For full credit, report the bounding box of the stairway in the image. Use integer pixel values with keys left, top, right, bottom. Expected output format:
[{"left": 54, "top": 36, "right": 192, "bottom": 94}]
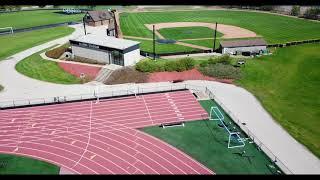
[{"left": 94, "top": 67, "right": 114, "bottom": 83}]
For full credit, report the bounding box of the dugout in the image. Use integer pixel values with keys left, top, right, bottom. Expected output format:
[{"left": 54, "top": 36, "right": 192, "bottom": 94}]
[
  {"left": 69, "top": 34, "right": 141, "bottom": 66},
  {"left": 219, "top": 39, "right": 267, "bottom": 55}
]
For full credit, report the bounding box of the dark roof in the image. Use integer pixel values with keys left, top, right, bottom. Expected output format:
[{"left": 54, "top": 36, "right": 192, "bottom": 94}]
[
  {"left": 86, "top": 11, "right": 113, "bottom": 21},
  {"left": 220, "top": 39, "right": 267, "bottom": 48}
]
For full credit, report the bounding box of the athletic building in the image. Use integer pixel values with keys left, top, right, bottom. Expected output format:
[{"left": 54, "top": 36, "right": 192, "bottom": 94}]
[
  {"left": 219, "top": 39, "right": 267, "bottom": 55},
  {"left": 69, "top": 34, "right": 140, "bottom": 66}
]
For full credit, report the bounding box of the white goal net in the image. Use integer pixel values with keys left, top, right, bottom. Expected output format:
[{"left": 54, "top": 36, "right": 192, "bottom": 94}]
[{"left": 0, "top": 27, "right": 13, "bottom": 35}]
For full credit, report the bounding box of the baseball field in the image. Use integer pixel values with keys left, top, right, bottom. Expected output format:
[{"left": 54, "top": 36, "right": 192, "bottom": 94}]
[{"left": 120, "top": 10, "right": 320, "bottom": 53}]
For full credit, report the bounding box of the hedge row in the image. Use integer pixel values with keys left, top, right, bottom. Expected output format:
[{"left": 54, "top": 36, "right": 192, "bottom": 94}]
[{"left": 135, "top": 58, "right": 195, "bottom": 73}]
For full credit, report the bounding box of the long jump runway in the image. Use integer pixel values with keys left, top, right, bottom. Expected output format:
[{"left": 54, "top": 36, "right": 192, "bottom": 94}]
[{"left": 0, "top": 90, "right": 213, "bottom": 174}]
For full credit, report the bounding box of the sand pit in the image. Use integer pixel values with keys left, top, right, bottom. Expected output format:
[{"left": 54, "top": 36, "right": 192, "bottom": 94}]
[{"left": 145, "top": 22, "right": 257, "bottom": 39}]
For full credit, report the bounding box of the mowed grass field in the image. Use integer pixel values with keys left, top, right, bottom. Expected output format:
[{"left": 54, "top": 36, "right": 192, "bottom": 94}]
[
  {"left": 143, "top": 99, "right": 281, "bottom": 174},
  {"left": 120, "top": 10, "right": 320, "bottom": 44},
  {"left": 0, "top": 26, "right": 75, "bottom": 60},
  {"left": 15, "top": 48, "right": 81, "bottom": 84},
  {"left": 237, "top": 44, "right": 320, "bottom": 158},
  {"left": 0, "top": 10, "right": 83, "bottom": 30},
  {"left": 158, "top": 26, "right": 223, "bottom": 40},
  {"left": 0, "top": 154, "right": 59, "bottom": 174},
  {"left": 125, "top": 38, "right": 197, "bottom": 54}
]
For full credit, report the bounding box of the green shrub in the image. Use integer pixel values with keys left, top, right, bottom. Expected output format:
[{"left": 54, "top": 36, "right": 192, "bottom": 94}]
[
  {"left": 178, "top": 57, "right": 195, "bottom": 70},
  {"left": 198, "top": 63, "right": 241, "bottom": 79},
  {"left": 164, "top": 61, "right": 178, "bottom": 72},
  {"left": 135, "top": 59, "right": 158, "bottom": 72},
  {"left": 216, "top": 54, "right": 231, "bottom": 65},
  {"left": 0, "top": 84, "right": 3, "bottom": 91},
  {"left": 199, "top": 60, "right": 209, "bottom": 67},
  {"left": 208, "top": 57, "right": 216, "bottom": 65}
]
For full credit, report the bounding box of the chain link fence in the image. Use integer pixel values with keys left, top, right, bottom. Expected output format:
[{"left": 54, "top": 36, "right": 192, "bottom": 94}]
[{"left": 0, "top": 82, "right": 293, "bottom": 174}]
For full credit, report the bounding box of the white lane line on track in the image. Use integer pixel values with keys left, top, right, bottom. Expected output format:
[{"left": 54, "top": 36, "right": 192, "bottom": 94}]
[
  {"left": 72, "top": 101, "right": 93, "bottom": 169},
  {"left": 141, "top": 95, "right": 153, "bottom": 125}
]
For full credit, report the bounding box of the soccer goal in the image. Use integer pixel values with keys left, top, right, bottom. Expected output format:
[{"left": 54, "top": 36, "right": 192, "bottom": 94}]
[
  {"left": 209, "top": 106, "right": 246, "bottom": 149},
  {"left": 0, "top": 27, "right": 13, "bottom": 35}
]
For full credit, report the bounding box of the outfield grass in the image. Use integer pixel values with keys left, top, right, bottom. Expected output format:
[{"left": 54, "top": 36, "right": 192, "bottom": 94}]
[
  {"left": 180, "top": 39, "right": 217, "bottom": 49},
  {"left": 158, "top": 26, "right": 223, "bottom": 40},
  {"left": 0, "top": 10, "right": 83, "bottom": 30},
  {"left": 0, "top": 26, "right": 75, "bottom": 60},
  {"left": 120, "top": 10, "right": 320, "bottom": 44},
  {"left": 142, "top": 99, "right": 281, "bottom": 174},
  {"left": 125, "top": 38, "right": 198, "bottom": 54},
  {"left": 0, "top": 153, "right": 59, "bottom": 174},
  {"left": 237, "top": 44, "right": 320, "bottom": 158},
  {"left": 15, "top": 48, "right": 81, "bottom": 84}
]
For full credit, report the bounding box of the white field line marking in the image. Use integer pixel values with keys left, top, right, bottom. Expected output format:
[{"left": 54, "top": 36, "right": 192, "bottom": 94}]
[
  {"left": 141, "top": 95, "right": 153, "bottom": 125},
  {"left": 140, "top": 131, "right": 215, "bottom": 175},
  {"left": 72, "top": 101, "right": 94, "bottom": 169}
]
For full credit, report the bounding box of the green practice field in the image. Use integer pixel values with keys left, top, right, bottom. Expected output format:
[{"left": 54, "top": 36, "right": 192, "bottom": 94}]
[
  {"left": 120, "top": 10, "right": 320, "bottom": 44},
  {"left": 0, "top": 26, "right": 75, "bottom": 60},
  {"left": 142, "top": 99, "right": 281, "bottom": 174},
  {"left": 0, "top": 153, "right": 59, "bottom": 174},
  {"left": 15, "top": 48, "right": 81, "bottom": 84},
  {"left": 237, "top": 44, "right": 320, "bottom": 158},
  {"left": 0, "top": 10, "right": 83, "bottom": 30},
  {"left": 158, "top": 26, "right": 223, "bottom": 40},
  {"left": 125, "top": 38, "right": 197, "bottom": 54}
]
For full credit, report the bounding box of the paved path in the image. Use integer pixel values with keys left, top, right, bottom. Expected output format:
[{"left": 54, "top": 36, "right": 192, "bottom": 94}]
[{"left": 0, "top": 24, "right": 319, "bottom": 174}]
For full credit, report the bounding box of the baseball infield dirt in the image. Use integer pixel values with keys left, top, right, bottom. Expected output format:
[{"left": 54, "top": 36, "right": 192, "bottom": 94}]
[{"left": 145, "top": 22, "right": 257, "bottom": 39}]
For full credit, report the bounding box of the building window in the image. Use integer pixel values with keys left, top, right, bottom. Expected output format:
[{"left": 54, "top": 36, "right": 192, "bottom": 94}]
[{"left": 111, "top": 50, "right": 124, "bottom": 66}]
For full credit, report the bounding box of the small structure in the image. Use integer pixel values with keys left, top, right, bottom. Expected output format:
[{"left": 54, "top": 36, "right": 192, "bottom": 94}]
[
  {"left": 83, "top": 10, "right": 115, "bottom": 27},
  {"left": 69, "top": 34, "right": 140, "bottom": 66},
  {"left": 219, "top": 39, "right": 267, "bottom": 55}
]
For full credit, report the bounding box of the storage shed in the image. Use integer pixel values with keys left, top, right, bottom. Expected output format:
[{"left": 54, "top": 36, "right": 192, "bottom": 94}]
[{"left": 219, "top": 39, "right": 267, "bottom": 55}]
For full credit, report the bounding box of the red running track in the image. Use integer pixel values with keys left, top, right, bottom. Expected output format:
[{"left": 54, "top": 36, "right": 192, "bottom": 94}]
[{"left": 0, "top": 90, "right": 213, "bottom": 175}]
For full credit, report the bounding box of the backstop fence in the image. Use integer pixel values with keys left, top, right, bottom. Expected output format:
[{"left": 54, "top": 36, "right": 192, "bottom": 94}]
[{"left": 0, "top": 82, "right": 293, "bottom": 174}]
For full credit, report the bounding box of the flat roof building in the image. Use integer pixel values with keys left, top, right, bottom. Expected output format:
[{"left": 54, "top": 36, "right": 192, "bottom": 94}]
[
  {"left": 219, "top": 38, "right": 267, "bottom": 55},
  {"left": 69, "top": 34, "right": 141, "bottom": 66}
]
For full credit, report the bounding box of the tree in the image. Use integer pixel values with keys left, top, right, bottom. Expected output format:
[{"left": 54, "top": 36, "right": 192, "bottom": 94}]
[
  {"left": 291, "top": 6, "right": 300, "bottom": 16},
  {"left": 303, "top": 7, "right": 320, "bottom": 19},
  {"left": 38, "top": 5, "right": 46, "bottom": 8}
]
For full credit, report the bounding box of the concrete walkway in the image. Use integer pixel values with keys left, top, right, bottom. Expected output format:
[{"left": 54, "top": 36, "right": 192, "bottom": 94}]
[{"left": 0, "top": 24, "right": 319, "bottom": 174}]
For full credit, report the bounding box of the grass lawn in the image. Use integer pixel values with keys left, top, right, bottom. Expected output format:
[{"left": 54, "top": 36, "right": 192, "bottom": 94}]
[
  {"left": 0, "top": 153, "right": 59, "bottom": 174},
  {"left": 142, "top": 99, "right": 281, "bottom": 174},
  {"left": 237, "top": 44, "right": 320, "bottom": 158},
  {"left": 180, "top": 39, "right": 217, "bottom": 49},
  {"left": 125, "top": 38, "right": 198, "bottom": 54},
  {"left": 120, "top": 10, "right": 320, "bottom": 44},
  {"left": 0, "top": 26, "right": 75, "bottom": 60},
  {"left": 0, "top": 10, "right": 83, "bottom": 30},
  {"left": 158, "top": 26, "right": 223, "bottom": 40},
  {"left": 15, "top": 48, "right": 81, "bottom": 84}
]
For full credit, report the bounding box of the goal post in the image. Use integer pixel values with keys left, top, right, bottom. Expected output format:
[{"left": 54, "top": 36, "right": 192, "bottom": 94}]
[
  {"left": 0, "top": 27, "right": 13, "bottom": 34},
  {"left": 210, "top": 106, "right": 246, "bottom": 149}
]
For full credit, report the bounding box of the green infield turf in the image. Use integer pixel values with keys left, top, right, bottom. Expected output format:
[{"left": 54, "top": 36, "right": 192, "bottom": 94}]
[
  {"left": 125, "top": 38, "right": 198, "bottom": 54},
  {"left": 0, "top": 153, "right": 59, "bottom": 174},
  {"left": 120, "top": 10, "right": 320, "bottom": 44},
  {"left": 0, "top": 10, "right": 83, "bottom": 30},
  {"left": 0, "top": 26, "right": 75, "bottom": 60},
  {"left": 237, "top": 43, "right": 320, "bottom": 158},
  {"left": 158, "top": 26, "right": 223, "bottom": 40},
  {"left": 15, "top": 48, "right": 81, "bottom": 84},
  {"left": 142, "top": 99, "right": 282, "bottom": 174}
]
